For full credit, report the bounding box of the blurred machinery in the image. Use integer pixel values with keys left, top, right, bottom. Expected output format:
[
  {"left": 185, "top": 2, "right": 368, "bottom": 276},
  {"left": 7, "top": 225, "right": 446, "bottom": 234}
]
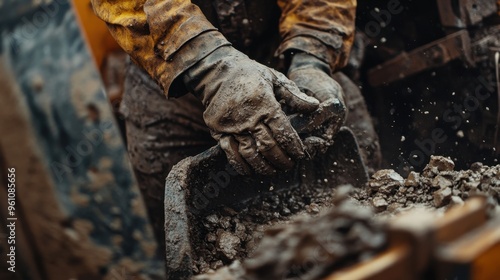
[
  {"left": 0, "top": 1, "right": 163, "bottom": 279},
  {"left": 356, "top": 0, "right": 500, "bottom": 173}
]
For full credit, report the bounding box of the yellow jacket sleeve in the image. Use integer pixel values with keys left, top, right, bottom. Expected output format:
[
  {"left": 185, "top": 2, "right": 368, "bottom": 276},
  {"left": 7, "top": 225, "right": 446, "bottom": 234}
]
[
  {"left": 276, "top": 0, "right": 357, "bottom": 72},
  {"left": 90, "top": 0, "right": 230, "bottom": 96}
]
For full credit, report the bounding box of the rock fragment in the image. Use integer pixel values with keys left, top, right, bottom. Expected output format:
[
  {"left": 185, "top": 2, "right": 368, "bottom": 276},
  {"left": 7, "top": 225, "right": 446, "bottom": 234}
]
[
  {"left": 372, "top": 197, "right": 388, "bottom": 212},
  {"left": 307, "top": 203, "right": 320, "bottom": 214},
  {"left": 470, "top": 162, "right": 483, "bottom": 172},
  {"left": 220, "top": 216, "right": 232, "bottom": 229},
  {"left": 207, "top": 233, "right": 217, "bottom": 243},
  {"left": 210, "top": 260, "right": 224, "bottom": 270},
  {"left": 432, "top": 175, "right": 453, "bottom": 189},
  {"left": 405, "top": 171, "right": 420, "bottom": 187},
  {"left": 206, "top": 214, "right": 219, "bottom": 224},
  {"left": 387, "top": 202, "right": 403, "bottom": 213},
  {"left": 369, "top": 169, "right": 404, "bottom": 194},
  {"left": 217, "top": 231, "right": 241, "bottom": 260},
  {"left": 433, "top": 187, "right": 452, "bottom": 207},
  {"left": 423, "top": 156, "right": 455, "bottom": 176}
]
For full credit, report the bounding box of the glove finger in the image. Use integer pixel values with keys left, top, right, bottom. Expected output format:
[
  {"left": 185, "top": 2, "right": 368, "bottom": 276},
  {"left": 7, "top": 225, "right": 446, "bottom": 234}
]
[
  {"left": 311, "top": 77, "right": 345, "bottom": 103},
  {"left": 271, "top": 69, "right": 319, "bottom": 113},
  {"left": 289, "top": 68, "right": 341, "bottom": 102},
  {"left": 266, "top": 112, "right": 306, "bottom": 159},
  {"left": 251, "top": 124, "right": 294, "bottom": 171},
  {"left": 220, "top": 135, "right": 252, "bottom": 175},
  {"left": 236, "top": 135, "right": 276, "bottom": 175},
  {"left": 288, "top": 69, "right": 314, "bottom": 96}
]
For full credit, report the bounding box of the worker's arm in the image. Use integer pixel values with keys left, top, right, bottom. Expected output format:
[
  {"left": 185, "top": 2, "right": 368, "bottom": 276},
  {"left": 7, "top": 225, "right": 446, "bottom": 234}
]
[
  {"left": 277, "top": 0, "right": 357, "bottom": 72},
  {"left": 279, "top": 0, "right": 356, "bottom": 148},
  {"left": 91, "top": 0, "right": 320, "bottom": 175},
  {"left": 90, "top": 0, "right": 230, "bottom": 96}
]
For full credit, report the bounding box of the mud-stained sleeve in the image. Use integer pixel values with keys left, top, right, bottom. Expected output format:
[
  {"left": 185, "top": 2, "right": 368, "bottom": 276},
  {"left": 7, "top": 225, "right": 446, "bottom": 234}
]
[
  {"left": 90, "top": 0, "right": 230, "bottom": 96},
  {"left": 276, "top": 0, "right": 356, "bottom": 72}
]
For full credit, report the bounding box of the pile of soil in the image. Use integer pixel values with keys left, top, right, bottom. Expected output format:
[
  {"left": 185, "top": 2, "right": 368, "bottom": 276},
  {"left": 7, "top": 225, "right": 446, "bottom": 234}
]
[
  {"left": 241, "top": 186, "right": 386, "bottom": 280},
  {"left": 192, "top": 179, "right": 339, "bottom": 274},
  {"left": 354, "top": 156, "right": 500, "bottom": 215},
  {"left": 194, "top": 155, "right": 500, "bottom": 279},
  {"left": 195, "top": 186, "right": 386, "bottom": 280}
]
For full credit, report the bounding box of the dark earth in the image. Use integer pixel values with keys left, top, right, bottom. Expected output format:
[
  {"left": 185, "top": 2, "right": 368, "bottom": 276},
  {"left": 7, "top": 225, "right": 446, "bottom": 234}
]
[{"left": 193, "top": 156, "right": 500, "bottom": 279}]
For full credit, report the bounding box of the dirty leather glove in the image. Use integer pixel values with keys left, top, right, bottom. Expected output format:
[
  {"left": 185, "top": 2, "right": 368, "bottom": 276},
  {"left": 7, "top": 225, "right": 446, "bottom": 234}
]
[
  {"left": 287, "top": 52, "right": 347, "bottom": 147},
  {"left": 182, "top": 46, "right": 320, "bottom": 175},
  {"left": 288, "top": 52, "right": 346, "bottom": 104}
]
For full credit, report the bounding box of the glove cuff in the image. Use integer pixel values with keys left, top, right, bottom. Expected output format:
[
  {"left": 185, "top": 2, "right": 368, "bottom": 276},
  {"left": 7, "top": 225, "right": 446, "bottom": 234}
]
[
  {"left": 163, "top": 30, "right": 231, "bottom": 97},
  {"left": 182, "top": 45, "right": 247, "bottom": 106},
  {"left": 276, "top": 33, "right": 345, "bottom": 72},
  {"left": 288, "top": 52, "right": 331, "bottom": 76},
  {"left": 287, "top": 53, "right": 346, "bottom": 106}
]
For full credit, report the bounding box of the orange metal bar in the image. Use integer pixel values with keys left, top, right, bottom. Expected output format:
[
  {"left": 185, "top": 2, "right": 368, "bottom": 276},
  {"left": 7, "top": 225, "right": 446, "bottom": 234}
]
[{"left": 70, "top": 0, "right": 120, "bottom": 69}]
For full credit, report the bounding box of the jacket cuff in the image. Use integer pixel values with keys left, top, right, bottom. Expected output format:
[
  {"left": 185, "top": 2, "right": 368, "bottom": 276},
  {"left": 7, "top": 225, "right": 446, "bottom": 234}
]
[
  {"left": 154, "top": 30, "right": 231, "bottom": 97},
  {"left": 276, "top": 29, "right": 347, "bottom": 73}
]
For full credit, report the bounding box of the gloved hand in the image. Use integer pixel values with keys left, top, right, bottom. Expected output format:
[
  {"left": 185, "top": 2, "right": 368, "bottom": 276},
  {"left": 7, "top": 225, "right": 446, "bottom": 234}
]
[
  {"left": 287, "top": 52, "right": 347, "bottom": 147},
  {"left": 288, "top": 52, "right": 346, "bottom": 104},
  {"left": 182, "top": 46, "right": 320, "bottom": 175}
]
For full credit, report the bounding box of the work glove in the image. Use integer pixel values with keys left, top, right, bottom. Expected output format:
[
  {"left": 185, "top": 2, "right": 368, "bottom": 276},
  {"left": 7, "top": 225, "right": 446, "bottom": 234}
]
[
  {"left": 182, "top": 46, "right": 320, "bottom": 175},
  {"left": 287, "top": 52, "right": 347, "bottom": 147}
]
